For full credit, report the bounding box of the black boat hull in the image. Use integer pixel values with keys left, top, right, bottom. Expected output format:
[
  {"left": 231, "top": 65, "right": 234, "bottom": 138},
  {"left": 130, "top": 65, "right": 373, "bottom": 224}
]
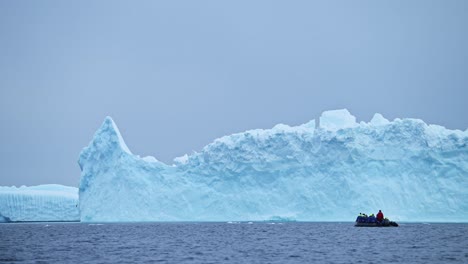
[{"left": 355, "top": 221, "right": 398, "bottom": 227}]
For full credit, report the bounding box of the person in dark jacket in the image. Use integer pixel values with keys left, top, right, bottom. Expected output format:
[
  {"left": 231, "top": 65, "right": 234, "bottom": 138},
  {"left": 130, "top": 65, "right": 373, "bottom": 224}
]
[{"left": 377, "top": 210, "right": 384, "bottom": 223}]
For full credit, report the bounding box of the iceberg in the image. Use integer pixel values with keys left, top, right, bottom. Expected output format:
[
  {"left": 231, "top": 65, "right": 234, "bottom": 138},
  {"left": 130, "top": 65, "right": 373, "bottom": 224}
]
[
  {"left": 78, "top": 109, "right": 468, "bottom": 222},
  {"left": 0, "top": 184, "right": 79, "bottom": 222}
]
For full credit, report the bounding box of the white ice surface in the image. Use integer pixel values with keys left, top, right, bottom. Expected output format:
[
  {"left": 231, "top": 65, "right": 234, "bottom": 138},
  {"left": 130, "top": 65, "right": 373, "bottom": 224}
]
[
  {"left": 78, "top": 111, "right": 468, "bottom": 222},
  {"left": 319, "top": 109, "right": 358, "bottom": 131},
  {"left": 369, "top": 113, "right": 390, "bottom": 126}
]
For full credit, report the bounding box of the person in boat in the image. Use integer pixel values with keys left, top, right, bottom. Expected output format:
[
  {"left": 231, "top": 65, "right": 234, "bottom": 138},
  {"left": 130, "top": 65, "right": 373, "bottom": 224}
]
[
  {"left": 356, "top": 213, "right": 369, "bottom": 223},
  {"left": 377, "top": 210, "right": 384, "bottom": 223},
  {"left": 356, "top": 213, "right": 363, "bottom": 222},
  {"left": 368, "top": 214, "right": 376, "bottom": 223}
]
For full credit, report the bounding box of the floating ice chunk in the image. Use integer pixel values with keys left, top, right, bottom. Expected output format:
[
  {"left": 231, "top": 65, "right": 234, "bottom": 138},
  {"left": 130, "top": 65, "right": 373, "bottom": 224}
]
[
  {"left": 319, "top": 109, "right": 358, "bottom": 131},
  {"left": 78, "top": 110, "right": 468, "bottom": 222},
  {"left": 267, "top": 216, "right": 297, "bottom": 222},
  {"left": 0, "top": 184, "right": 79, "bottom": 222}
]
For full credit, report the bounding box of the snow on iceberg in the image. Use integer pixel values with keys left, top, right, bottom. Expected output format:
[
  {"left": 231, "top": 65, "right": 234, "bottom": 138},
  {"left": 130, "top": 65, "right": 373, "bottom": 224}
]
[
  {"left": 319, "top": 109, "right": 358, "bottom": 131},
  {"left": 0, "top": 184, "right": 79, "bottom": 222},
  {"left": 78, "top": 110, "right": 468, "bottom": 222}
]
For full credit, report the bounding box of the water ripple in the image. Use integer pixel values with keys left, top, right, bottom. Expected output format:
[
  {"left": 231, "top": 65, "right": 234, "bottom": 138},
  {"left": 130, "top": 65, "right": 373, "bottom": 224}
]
[{"left": 0, "top": 222, "right": 467, "bottom": 263}]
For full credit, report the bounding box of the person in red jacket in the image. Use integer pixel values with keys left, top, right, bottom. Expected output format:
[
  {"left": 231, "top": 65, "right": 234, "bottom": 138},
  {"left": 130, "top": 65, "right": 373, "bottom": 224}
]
[{"left": 376, "top": 210, "right": 384, "bottom": 222}]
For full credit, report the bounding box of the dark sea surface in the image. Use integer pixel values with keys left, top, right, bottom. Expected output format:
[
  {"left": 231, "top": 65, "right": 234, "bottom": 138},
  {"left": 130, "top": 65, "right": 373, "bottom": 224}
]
[{"left": 1, "top": 222, "right": 467, "bottom": 263}]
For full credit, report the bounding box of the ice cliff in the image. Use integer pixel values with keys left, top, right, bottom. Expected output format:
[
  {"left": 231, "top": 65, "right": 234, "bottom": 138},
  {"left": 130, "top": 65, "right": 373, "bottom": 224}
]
[
  {"left": 0, "top": 185, "right": 79, "bottom": 222},
  {"left": 78, "top": 109, "right": 468, "bottom": 222}
]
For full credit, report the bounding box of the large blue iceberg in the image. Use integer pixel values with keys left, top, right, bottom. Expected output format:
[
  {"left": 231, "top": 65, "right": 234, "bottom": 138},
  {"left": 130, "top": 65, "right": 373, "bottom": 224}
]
[
  {"left": 78, "top": 109, "right": 468, "bottom": 222},
  {"left": 0, "top": 184, "right": 79, "bottom": 222}
]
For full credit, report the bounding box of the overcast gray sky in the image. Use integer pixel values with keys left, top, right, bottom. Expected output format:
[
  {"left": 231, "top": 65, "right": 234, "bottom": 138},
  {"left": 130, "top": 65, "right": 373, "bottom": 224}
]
[{"left": 1, "top": 0, "right": 467, "bottom": 186}]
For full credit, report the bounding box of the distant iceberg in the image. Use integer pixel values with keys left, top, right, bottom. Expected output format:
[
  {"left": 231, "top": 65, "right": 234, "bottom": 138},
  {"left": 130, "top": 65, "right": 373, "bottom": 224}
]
[
  {"left": 78, "top": 109, "right": 468, "bottom": 222},
  {"left": 0, "top": 185, "right": 79, "bottom": 222}
]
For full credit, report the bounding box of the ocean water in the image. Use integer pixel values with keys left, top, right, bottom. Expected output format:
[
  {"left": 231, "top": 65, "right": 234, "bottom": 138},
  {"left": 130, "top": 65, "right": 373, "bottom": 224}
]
[{"left": 1, "top": 222, "right": 467, "bottom": 263}]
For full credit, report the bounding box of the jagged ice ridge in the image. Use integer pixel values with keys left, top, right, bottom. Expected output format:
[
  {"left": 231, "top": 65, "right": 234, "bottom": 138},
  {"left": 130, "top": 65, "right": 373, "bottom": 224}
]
[{"left": 78, "top": 109, "right": 468, "bottom": 222}]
